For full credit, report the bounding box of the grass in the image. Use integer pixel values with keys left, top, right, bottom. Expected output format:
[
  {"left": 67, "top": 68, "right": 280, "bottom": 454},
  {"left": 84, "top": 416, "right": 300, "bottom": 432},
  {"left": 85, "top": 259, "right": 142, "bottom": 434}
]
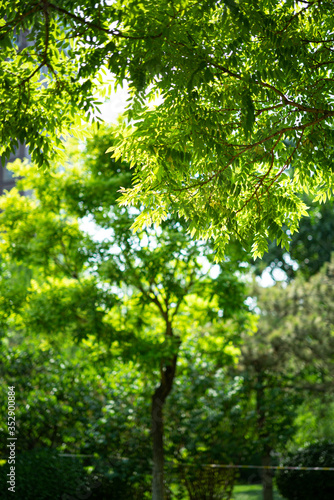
[
  {"left": 232, "top": 484, "right": 285, "bottom": 500},
  {"left": 169, "top": 481, "right": 287, "bottom": 499}
]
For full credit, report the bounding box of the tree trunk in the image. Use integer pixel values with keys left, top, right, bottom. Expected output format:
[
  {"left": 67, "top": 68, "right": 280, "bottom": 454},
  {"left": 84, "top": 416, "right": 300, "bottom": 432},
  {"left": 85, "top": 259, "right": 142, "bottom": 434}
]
[
  {"left": 151, "top": 350, "right": 178, "bottom": 500},
  {"left": 261, "top": 452, "right": 273, "bottom": 500},
  {"left": 152, "top": 391, "right": 166, "bottom": 500},
  {"left": 255, "top": 371, "right": 273, "bottom": 500}
]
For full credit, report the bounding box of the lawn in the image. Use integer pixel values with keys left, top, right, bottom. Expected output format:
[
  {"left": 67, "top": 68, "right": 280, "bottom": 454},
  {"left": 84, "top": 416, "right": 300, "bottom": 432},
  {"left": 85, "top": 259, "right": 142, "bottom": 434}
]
[{"left": 232, "top": 484, "right": 285, "bottom": 499}]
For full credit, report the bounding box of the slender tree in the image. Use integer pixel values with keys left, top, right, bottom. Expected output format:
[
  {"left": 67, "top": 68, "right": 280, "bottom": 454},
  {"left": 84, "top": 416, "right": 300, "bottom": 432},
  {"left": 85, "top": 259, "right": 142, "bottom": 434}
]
[
  {"left": 237, "top": 267, "right": 334, "bottom": 500},
  {"left": 0, "top": 127, "right": 247, "bottom": 499}
]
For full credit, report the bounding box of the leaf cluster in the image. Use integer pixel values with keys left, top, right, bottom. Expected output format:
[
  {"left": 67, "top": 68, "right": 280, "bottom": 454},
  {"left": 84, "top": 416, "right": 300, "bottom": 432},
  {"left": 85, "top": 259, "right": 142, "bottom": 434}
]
[{"left": 1, "top": 1, "right": 334, "bottom": 256}]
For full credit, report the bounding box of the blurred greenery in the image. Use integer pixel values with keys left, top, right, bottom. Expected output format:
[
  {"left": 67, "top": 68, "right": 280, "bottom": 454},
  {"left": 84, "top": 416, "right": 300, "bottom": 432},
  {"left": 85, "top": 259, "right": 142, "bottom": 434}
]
[
  {"left": 0, "top": 448, "right": 104, "bottom": 500},
  {"left": 254, "top": 197, "right": 334, "bottom": 282}
]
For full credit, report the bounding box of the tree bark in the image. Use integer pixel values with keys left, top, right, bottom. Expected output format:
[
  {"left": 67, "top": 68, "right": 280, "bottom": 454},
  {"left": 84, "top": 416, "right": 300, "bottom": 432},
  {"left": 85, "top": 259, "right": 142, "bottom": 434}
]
[
  {"left": 151, "top": 349, "right": 178, "bottom": 500},
  {"left": 255, "top": 371, "right": 273, "bottom": 500},
  {"left": 261, "top": 452, "right": 273, "bottom": 500}
]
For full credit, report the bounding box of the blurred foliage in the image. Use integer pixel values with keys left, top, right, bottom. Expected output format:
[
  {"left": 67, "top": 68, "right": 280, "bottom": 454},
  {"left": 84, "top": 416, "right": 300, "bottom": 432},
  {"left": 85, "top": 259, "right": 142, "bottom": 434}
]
[
  {"left": 0, "top": 448, "right": 96, "bottom": 500},
  {"left": 292, "top": 399, "right": 334, "bottom": 450},
  {"left": 0, "top": 124, "right": 249, "bottom": 498},
  {"left": 0, "top": 334, "right": 153, "bottom": 498},
  {"left": 181, "top": 466, "right": 236, "bottom": 500}
]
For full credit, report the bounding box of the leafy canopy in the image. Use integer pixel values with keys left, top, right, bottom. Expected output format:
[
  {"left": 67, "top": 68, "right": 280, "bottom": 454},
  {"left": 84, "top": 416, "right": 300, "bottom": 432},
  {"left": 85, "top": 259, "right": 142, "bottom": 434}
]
[
  {"left": 2, "top": 1, "right": 334, "bottom": 256},
  {"left": 0, "top": 126, "right": 247, "bottom": 365}
]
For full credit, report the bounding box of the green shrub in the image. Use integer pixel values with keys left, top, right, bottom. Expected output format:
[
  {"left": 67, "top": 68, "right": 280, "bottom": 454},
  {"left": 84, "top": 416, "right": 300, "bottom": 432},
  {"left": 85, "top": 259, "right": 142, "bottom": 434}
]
[
  {"left": 180, "top": 465, "right": 237, "bottom": 500},
  {"left": 0, "top": 448, "right": 96, "bottom": 500},
  {"left": 0, "top": 448, "right": 151, "bottom": 500},
  {"left": 276, "top": 442, "right": 334, "bottom": 500}
]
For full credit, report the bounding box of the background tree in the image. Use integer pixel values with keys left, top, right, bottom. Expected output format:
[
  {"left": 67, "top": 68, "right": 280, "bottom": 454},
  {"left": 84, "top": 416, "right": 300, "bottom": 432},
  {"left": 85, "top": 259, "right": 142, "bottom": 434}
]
[
  {"left": 236, "top": 298, "right": 302, "bottom": 500},
  {"left": 162, "top": 318, "right": 248, "bottom": 499},
  {"left": 292, "top": 398, "right": 334, "bottom": 450},
  {"left": 0, "top": 126, "right": 248, "bottom": 500}
]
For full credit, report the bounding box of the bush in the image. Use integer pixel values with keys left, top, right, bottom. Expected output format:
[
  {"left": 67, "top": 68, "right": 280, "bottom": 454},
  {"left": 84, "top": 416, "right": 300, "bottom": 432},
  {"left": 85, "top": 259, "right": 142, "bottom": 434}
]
[
  {"left": 276, "top": 441, "right": 334, "bottom": 500},
  {"left": 0, "top": 448, "right": 97, "bottom": 500},
  {"left": 0, "top": 448, "right": 151, "bottom": 500},
  {"left": 180, "top": 465, "right": 237, "bottom": 500}
]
